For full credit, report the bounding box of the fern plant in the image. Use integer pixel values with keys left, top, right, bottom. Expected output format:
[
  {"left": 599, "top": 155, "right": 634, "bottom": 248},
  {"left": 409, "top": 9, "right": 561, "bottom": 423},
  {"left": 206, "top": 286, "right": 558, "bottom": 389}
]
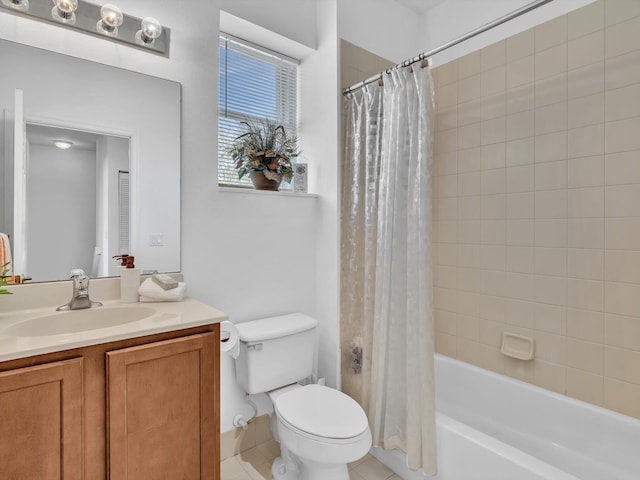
[
  {"left": 0, "top": 262, "right": 12, "bottom": 295},
  {"left": 228, "top": 118, "right": 299, "bottom": 184}
]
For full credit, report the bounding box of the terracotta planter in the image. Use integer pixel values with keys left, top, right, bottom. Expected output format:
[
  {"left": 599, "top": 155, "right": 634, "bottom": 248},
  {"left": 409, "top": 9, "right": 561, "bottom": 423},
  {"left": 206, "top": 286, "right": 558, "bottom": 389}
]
[{"left": 250, "top": 171, "right": 281, "bottom": 191}]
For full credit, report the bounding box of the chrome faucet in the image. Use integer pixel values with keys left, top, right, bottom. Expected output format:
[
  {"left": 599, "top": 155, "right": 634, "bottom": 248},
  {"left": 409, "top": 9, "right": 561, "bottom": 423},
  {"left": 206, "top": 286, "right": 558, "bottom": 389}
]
[{"left": 57, "top": 269, "right": 103, "bottom": 311}]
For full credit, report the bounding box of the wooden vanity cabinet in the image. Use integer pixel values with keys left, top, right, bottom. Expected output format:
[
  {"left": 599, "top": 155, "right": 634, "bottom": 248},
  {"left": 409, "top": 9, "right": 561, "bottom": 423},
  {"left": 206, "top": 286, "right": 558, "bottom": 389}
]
[
  {"left": 0, "top": 323, "right": 220, "bottom": 480},
  {"left": 0, "top": 358, "right": 83, "bottom": 480},
  {"left": 107, "top": 333, "right": 218, "bottom": 480}
]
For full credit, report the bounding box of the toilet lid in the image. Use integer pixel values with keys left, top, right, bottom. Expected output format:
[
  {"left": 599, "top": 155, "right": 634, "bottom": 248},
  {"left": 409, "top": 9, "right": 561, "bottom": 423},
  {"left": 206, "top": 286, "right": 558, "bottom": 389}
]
[{"left": 275, "top": 384, "right": 369, "bottom": 439}]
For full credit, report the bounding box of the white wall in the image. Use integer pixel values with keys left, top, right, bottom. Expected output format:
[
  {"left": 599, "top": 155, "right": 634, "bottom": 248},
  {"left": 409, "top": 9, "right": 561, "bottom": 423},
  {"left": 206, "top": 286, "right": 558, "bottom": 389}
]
[
  {"left": 336, "top": 0, "right": 596, "bottom": 73},
  {"left": 338, "top": 0, "right": 421, "bottom": 63},
  {"left": 26, "top": 144, "right": 96, "bottom": 280},
  {"left": 420, "top": 0, "right": 596, "bottom": 66},
  {"left": 220, "top": 0, "right": 317, "bottom": 50},
  {"left": 299, "top": 0, "right": 341, "bottom": 389}
]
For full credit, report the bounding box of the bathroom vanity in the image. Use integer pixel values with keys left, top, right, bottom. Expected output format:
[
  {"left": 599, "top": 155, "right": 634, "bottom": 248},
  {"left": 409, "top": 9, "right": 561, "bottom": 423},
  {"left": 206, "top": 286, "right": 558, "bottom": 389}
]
[{"left": 0, "top": 297, "right": 226, "bottom": 480}]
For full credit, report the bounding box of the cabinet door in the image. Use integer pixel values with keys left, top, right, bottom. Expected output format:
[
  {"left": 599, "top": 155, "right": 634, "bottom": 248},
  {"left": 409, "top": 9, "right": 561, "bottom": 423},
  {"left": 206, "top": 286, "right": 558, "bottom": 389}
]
[
  {"left": 0, "top": 358, "right": 83, "bottom": 480},
  {"left": 107, "top": 332, "right": 218, "bottom": 480}
]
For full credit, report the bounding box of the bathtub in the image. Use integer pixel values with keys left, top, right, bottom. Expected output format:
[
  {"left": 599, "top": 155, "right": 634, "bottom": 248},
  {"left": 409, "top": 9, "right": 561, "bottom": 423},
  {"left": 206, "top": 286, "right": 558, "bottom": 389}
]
[{"left": 371, "top": 354, "right": 640, "bottom": 480}]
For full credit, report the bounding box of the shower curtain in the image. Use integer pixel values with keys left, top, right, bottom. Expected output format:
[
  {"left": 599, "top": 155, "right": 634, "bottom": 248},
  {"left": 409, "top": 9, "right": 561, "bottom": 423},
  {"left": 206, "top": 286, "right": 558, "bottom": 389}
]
[{"left": 342, "top": 65, "right": 436, "bottom": 475}]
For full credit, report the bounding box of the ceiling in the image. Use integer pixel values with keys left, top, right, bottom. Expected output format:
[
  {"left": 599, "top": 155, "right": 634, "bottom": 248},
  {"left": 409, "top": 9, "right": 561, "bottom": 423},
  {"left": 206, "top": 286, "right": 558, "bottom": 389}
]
[
  {"left": 394, "top": 0, "right": 449, "bottom": 14},
  {"left": 26, "top": 124, "right": 99, "bottom": 151}
]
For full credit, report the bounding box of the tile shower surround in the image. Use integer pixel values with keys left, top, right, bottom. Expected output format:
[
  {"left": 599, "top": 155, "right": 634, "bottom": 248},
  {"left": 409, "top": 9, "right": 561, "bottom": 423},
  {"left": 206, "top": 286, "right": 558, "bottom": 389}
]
[{"left": 432, "top": 0, "right": 640, "bottom": 419}]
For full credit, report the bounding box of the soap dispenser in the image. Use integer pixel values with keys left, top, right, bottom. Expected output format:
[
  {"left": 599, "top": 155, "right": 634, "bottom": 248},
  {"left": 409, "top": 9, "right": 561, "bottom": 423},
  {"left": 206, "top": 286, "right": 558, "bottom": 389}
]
[{"left": 113, "top": 255, "right": 140, "bottom": 303}]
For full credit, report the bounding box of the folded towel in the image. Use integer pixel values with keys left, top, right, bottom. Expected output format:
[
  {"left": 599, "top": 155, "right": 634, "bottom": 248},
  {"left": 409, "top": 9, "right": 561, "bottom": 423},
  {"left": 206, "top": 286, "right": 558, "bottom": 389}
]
[
  {"left": 140, "top": 295, "right": 186, "bottom": 303},
  {"left": 138, "top": 278, "right": 186, "bottom": 302}
]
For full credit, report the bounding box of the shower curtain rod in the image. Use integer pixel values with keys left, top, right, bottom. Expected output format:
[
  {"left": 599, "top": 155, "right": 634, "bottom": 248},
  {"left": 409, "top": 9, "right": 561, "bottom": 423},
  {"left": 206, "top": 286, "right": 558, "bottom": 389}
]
[{"left": 342, "top": 0, "right": 554, "bottom": 96}]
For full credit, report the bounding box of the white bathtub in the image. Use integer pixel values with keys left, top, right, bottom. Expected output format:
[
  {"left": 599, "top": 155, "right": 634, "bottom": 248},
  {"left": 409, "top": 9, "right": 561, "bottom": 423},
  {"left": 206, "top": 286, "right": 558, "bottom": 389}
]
[{"left": 371, "top": 354, "right": 640, "bottom": 480}]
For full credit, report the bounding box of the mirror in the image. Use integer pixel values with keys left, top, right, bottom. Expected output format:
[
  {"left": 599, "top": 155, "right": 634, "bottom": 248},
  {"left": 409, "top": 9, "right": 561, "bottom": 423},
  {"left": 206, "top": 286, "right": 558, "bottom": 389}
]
[{"left": 0, "top": 39, "right": 181, "bottom": 283}]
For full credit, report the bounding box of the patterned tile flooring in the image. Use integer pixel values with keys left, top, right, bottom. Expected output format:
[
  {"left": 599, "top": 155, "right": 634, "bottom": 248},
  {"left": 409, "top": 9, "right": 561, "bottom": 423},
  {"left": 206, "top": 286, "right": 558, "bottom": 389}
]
[{"left": 221, "top": 440, "right": 402, "bottom": 480}]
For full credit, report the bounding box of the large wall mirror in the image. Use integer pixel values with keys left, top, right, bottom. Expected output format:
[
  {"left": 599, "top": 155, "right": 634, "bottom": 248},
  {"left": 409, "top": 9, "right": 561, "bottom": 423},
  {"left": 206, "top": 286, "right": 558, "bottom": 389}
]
[{"left": 0, "top": 39, "right": 181, "bottom": 283}]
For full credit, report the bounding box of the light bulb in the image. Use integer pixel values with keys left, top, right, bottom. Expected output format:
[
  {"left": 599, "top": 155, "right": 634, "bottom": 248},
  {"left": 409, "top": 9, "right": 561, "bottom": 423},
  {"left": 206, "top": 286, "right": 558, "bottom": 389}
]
[
  {"left": 51, "top": 0, "right": 77, "bottom": 25},
  {"left": 96, "top": 4, "right": 123, "bottom": 36},
  {"left": 1, "top": 0, "right": 29, "bottom": 11},
  {"left": 135, "top": 17, "right": 162, "bottom": 46}
]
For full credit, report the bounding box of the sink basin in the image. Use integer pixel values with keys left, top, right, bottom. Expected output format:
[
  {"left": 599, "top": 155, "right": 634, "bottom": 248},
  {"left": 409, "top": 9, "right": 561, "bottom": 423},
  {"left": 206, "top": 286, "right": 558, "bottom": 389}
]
[{"left": 3, "top": 307, "right": 157, "bottom": 337}]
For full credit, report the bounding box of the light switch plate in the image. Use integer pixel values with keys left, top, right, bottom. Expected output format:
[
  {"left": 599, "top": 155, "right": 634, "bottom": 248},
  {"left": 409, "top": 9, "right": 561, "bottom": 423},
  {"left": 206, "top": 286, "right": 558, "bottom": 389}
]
[{"left": 150, "top": 234, "right": 164, "bottom": 246}]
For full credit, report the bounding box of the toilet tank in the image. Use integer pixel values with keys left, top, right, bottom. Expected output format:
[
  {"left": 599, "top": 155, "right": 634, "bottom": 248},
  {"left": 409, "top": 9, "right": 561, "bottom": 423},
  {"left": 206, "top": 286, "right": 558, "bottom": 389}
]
[{"left": 235, "top": 313, "right": 318, "bottom": 394}]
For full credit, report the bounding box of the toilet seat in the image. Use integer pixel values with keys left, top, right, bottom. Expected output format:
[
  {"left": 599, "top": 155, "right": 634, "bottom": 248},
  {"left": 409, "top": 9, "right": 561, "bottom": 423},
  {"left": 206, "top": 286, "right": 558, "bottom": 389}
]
[
  {"left": 277, "top": 411, "right": 371, "bottom": 446},
  {"left": 274, "top": 384, "right": 369, "bottom": 441}
]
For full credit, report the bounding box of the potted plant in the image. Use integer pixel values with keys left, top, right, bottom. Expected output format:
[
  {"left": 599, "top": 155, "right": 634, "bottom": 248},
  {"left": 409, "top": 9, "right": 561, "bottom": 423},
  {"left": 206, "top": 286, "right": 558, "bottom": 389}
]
[
  {"left": 229, "top": 118, "right": 299, "bottom": 191},
  {"left": 1, "top": 262, "right": 12, "bottom": 295}
]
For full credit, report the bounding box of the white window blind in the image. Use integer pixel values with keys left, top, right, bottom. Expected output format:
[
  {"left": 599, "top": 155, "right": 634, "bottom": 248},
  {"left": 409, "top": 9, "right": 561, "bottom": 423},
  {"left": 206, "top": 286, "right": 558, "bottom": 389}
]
[{"left": 218, "top": 34, "right": 298, "bottom": 188}]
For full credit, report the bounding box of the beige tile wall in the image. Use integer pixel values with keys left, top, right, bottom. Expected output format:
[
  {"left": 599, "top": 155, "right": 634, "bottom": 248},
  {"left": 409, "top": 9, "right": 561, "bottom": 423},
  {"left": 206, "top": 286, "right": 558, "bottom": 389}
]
[{"left": 433, "top": 0, "right": 640, "bottom": 419}]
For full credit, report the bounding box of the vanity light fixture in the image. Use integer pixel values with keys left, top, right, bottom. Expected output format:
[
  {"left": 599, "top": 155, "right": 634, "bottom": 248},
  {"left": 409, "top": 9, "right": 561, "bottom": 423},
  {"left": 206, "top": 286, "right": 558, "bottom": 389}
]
[
  {"left": 135, "top": 17, "right": 161, "bottom": 47},
  {"left": 96, "top": 3, "right": 122, "bottom": 36},
  {"left": 53, "top": 140, "right": 73, "bottom": 149},
  {"left": 51, "top": 0, "right": 78, "bottom": 25},
  {"left": 0, "top": 0, "right": 170, "bottom": 56},
  {"left": 1, "top": 0, "right": 28, "bottom": 11}
]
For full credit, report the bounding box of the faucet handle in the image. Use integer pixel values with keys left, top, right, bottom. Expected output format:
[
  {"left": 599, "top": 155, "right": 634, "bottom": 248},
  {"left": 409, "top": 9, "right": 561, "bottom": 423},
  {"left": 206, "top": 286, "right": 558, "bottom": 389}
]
[
  {"left": 70, "top": 269, "right": 87, "bottom": 279},
  {"left": 57, "top": 268, "right": 101, "bottom": 311}
]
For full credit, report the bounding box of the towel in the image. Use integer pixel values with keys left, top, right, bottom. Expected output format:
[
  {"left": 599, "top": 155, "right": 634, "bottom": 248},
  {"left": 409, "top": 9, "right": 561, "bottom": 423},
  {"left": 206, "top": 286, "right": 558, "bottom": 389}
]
[
  {"left": 138, "top": 277, "right": 186, "bottom": 302},
  {"left": 0, "top": 233, "right": 13, "bottom": 275}
]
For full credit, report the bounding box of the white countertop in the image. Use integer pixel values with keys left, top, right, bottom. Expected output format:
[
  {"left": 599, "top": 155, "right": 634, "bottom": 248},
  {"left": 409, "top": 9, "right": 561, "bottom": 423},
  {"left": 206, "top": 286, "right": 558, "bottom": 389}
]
[{"left": 0, "top": 298, "right": 228, "bottom": 362}]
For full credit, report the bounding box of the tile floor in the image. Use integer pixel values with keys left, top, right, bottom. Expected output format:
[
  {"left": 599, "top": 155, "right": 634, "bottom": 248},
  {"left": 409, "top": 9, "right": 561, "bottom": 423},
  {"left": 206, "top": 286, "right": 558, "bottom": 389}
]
[{"left": 221, "top": 440, "right": 402, "bottom": 480}]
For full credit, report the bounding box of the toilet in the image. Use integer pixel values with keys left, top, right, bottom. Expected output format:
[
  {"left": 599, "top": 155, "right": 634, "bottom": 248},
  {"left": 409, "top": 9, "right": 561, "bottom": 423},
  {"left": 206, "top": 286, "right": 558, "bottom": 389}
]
[{"left": 235, "top": 313, "right": 372, "bottom": 480}]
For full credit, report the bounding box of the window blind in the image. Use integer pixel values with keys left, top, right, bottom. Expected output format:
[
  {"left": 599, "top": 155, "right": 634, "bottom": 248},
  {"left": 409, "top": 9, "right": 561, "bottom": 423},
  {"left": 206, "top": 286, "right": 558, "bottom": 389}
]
[{"left": 218, "top": 34, "right": 298, "bottom": 188}]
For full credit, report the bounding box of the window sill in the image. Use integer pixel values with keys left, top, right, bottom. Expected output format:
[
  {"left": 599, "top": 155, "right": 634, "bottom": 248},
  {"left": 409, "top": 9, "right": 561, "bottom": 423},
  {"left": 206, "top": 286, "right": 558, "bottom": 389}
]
[{"left": 217, "top": 186, "right": 318, "bottom": 198}]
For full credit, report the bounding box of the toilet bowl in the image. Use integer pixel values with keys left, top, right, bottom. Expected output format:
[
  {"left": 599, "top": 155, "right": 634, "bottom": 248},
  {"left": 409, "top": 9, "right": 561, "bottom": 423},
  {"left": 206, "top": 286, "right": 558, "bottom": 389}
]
[
  {"left": 269, "top": 384, "right": 372, "bottom": 480},
  {"left": 234, "top": 313, "right": 372, "bottom": 480}
]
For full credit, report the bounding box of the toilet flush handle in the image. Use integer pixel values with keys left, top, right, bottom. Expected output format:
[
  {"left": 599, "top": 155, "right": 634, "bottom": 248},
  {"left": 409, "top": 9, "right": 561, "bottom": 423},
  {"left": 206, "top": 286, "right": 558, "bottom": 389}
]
[{"left": 247, "top": 343, "right": 263, "bottom": 351}]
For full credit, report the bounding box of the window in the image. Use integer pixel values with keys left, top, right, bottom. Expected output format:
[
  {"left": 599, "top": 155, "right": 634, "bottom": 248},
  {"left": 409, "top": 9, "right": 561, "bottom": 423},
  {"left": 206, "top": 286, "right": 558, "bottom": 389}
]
[{"left": 218, "top": 34, "right": 298, "bottom": 188}]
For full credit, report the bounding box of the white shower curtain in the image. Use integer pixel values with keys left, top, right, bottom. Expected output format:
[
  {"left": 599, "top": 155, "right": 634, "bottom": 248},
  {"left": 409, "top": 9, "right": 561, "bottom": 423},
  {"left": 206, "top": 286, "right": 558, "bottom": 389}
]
[{"left": 342, "top": 65, "right": 436, "bottom": 475}]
